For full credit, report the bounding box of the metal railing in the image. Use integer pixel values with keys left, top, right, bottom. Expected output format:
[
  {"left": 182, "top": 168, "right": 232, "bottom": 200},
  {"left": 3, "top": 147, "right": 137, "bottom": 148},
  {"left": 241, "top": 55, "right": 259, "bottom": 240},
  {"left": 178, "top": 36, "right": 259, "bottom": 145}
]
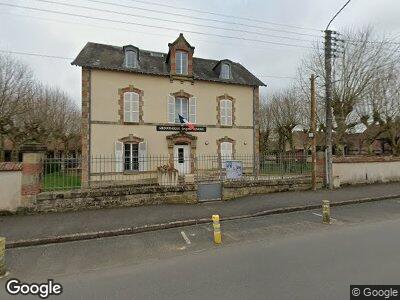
[{"left": 42, "top": 152, "right": 311, "bottom": 191}]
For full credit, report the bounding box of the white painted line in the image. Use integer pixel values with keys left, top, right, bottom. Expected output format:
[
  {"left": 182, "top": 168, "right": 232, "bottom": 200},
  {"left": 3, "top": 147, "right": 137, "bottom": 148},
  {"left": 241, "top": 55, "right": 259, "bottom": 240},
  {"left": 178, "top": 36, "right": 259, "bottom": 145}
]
[
  {"left": 312, "top": 212, "right": 337, "bottom": 221},
  {"left": 180, "top": 231, "right": 191, "bottom": 245}
]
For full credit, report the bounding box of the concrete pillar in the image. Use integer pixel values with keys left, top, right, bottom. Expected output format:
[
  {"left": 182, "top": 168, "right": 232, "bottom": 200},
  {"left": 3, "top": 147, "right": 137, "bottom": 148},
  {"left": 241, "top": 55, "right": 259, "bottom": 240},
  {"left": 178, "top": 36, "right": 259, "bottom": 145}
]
[{"left": 20, "top": 142, "right": 46, "bottom": 205}]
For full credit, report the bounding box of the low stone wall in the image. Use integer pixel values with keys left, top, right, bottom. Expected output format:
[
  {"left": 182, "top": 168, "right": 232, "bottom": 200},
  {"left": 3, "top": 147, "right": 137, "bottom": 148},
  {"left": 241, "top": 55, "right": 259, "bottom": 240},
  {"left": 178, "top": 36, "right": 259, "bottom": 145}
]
[
  {"left": 19, "top": 184, "right": 197, "bottom": 214},
  {"left": 0, "top": 162, "right": 23, "bottom": 212},
  {"left": 333, "top": 156, "right": 400, "bottom": 185},
  {"left": 223, "top": 177, "right": 317, "bottom": 200}
]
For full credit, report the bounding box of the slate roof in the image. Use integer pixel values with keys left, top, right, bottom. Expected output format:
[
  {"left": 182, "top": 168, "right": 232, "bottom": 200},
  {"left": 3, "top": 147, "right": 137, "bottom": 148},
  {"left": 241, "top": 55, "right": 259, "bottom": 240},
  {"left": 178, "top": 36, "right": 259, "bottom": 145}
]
[{"left": 71, "top": 42, "right": 266, "bottom": 87}]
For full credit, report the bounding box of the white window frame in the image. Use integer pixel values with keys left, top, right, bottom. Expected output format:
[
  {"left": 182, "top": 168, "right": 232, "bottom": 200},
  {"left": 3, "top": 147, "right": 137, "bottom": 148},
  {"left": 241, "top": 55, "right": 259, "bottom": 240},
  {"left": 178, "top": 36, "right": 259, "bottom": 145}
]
[
  {"left": 124, "top": 143, "right": 139, "bottom": 171},
  {"left": 220, "top": 99, "right": 233, "bottom": 126},
  {"left": 176, "top": 51, "right": 188, "bottom": 75},
  {"left": 124, "top": 92, "right": 139, "bottom": 123},
  {"left": 174, "top": 97, "right": 189, "bottom": 123},
  {"left": 220, "top": 63, "right": 231, "bottom": 79},
  {"left": 125, "top": 50, "right": 138, "bottom": 68}
]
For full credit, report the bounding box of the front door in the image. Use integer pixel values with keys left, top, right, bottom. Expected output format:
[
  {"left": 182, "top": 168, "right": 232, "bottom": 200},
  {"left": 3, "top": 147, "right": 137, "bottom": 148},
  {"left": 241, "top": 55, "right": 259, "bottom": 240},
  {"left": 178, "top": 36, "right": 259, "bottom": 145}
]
[{"left": 173, "top": 145, "right": 191, "bottom": 175}]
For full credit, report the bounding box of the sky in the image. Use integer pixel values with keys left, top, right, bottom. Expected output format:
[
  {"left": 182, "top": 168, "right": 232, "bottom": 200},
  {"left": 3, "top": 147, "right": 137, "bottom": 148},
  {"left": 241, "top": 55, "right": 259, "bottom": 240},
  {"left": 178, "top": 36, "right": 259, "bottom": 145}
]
[{"left": 1, "top": 0, "right": 400, "bottom": 106}]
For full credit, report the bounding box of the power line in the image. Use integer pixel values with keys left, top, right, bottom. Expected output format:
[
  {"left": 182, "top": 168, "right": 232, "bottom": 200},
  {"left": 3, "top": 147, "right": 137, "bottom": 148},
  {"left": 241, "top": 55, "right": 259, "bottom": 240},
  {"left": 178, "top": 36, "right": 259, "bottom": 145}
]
[
  {"left": 258, "top": 75, "right": 296, "bottom": 79},
  {"left": 76, "top": 0, "right": 320, "bottom": 38},
  {"left": 1, "top": 11, "right": 309, "bottom": 53},
  {"left": 29, "top": 0, "right": 316, "bottom": 43},
  {"left": 122, "top": 0, "right": 321, "bottom": 32},
  {"left": 0, "top": 2, "right": 314, "bottom": 49},
  {"left": 0, "top": 49, "right": 73, "bottom": 60}
]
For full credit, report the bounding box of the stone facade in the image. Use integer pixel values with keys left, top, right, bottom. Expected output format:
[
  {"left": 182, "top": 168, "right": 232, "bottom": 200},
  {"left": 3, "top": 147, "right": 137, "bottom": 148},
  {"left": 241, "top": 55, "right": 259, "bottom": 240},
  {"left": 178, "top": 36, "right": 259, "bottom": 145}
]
[
  {"left": 223, "top": 177, "right": 321, "bottom": 200},
  {"left": 28, "top": 185, "right": 198, "bottom": 213},
  {"left": 10, "top": 177, "right": 321, "bottom": 214},
  {"left": 81, "top": 68, "right": 91, "bottom": 187},
  {"left": 20, "top": 143, "right": 46, "bottom": 206},
  {"left": 253, "top": 86, "right": 260, "bottom": 175}
]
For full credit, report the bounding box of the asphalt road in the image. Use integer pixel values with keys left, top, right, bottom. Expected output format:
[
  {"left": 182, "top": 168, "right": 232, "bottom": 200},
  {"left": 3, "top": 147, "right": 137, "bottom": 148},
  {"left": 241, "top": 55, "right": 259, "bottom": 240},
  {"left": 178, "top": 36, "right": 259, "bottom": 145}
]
[{"left": 1, "top": 199, "right": 400, "bottom": 299}]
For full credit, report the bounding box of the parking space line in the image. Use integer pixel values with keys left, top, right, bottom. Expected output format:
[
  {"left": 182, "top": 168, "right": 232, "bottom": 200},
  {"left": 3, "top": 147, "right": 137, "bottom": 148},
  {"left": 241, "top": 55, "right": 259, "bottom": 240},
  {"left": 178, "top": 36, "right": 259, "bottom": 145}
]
[
  {"left": 180, "top": 231, "right": 192, "bottom": 245},
  {"left": 312, "top": 212, "right": 337, "bottom": 221}
]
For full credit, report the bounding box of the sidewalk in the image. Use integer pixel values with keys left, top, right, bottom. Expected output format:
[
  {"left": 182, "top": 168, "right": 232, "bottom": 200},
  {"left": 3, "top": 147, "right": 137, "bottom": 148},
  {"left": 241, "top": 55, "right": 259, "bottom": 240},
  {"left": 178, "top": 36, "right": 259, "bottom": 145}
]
[{"left": 1, "top": 182, "right": 400, "bottom": 244}]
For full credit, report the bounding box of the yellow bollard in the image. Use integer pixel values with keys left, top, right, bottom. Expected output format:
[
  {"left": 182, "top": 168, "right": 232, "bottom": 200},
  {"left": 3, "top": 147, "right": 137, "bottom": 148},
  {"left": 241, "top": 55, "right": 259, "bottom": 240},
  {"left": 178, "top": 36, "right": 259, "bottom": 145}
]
[
  {"left": 212, "top": 215, "right": 222, "bottom": 244},
  {"left": 0, "top": 237, "right": 5, "bottom": 277},
  {"left": 322, "top": 200, "right": 330, "bottom": 224}
]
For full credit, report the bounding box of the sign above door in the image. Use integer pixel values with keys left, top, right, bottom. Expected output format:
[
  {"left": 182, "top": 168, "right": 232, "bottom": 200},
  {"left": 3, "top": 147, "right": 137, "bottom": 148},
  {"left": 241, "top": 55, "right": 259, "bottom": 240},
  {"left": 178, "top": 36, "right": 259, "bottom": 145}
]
[{"left": 156, "top": 125, "right": 206, "bottom": 132}]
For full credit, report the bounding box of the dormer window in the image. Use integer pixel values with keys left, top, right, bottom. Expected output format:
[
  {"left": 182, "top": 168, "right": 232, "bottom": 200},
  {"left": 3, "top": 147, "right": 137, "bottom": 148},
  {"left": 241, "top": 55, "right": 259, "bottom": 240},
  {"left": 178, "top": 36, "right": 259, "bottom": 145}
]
[
  {"left": 220, "top": 63, "right": 231, "bottom": 79},
  {"left": 124, "top": 48, "right": 138, "bottom": 68},
  {"left": 176, "top": 51, "right": 188, "bottom": 75}
]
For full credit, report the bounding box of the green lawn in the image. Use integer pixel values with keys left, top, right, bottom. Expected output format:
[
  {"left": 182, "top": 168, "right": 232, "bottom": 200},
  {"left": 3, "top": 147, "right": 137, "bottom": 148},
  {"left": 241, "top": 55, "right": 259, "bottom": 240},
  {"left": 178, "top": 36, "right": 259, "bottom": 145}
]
[{"left": 43, "top": 171, "right": 81, "bottom": 191}]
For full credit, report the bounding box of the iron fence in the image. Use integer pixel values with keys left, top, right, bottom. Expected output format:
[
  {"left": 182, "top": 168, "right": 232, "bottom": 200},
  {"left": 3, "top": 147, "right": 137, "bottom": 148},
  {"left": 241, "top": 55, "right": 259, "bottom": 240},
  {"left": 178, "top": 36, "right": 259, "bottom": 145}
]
[{"left": 42, "top": 151, "right": 311, "bottom": 191}]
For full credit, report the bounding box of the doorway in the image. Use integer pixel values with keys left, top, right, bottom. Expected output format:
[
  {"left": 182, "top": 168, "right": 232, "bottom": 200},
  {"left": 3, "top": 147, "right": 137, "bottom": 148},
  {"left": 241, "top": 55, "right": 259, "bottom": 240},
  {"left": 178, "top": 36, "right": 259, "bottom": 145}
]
[{"left": 173, "top": 144, "right": 191, "bottom": 175}]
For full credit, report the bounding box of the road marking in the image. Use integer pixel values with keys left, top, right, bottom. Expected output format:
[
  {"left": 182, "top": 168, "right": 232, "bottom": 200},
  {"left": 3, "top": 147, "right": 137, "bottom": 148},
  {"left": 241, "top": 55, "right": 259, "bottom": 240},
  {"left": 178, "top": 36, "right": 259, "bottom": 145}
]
[
  {"left": 180, "top": 231, "right": 192, "bottom": 245},
  {"left": 312, "top": 212, "right": 337, "bottom": 221}
]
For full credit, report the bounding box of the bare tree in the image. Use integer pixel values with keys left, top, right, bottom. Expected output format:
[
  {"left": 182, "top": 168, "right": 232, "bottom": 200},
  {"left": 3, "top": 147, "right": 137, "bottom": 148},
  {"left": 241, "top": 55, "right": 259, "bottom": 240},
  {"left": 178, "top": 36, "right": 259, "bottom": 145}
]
[
  {"left": 0, "top": 53, "right": 80, "bottom": 161},
  {"left": 267, "top": 87, "right": 303, "bottom": 152},
  {"left": 357, "top": 64, "right": 400, "bottom": 155},
  {"left": 0, "top": 54, "right": 35, "bottom": 160},
  {"left": 298, "top": 26, "right": 400, "bottom": 154}
]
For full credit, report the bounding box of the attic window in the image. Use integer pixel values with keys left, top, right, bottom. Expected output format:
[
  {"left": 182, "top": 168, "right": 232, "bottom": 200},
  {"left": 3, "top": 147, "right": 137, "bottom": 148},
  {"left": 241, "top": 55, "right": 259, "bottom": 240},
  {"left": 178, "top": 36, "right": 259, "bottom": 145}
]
[
  {"left": 220, "top": 63, "right": 231, "bottom": 79},
  {"left": 176, "top": 51, "right": 188, "bottom": 75},
  {"left": 125, "top": 50, "right": 138, "bottom": 68}
]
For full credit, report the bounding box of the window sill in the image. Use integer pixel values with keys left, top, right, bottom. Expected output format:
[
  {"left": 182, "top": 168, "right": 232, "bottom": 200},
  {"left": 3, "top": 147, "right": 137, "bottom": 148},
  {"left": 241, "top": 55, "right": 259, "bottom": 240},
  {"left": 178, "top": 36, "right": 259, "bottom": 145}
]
[
  {"left": 123, "top": 121, "right": 140, "bottom": 125},
  {"left": 123, "top": 170, "right": 139, "bottom": 174}
]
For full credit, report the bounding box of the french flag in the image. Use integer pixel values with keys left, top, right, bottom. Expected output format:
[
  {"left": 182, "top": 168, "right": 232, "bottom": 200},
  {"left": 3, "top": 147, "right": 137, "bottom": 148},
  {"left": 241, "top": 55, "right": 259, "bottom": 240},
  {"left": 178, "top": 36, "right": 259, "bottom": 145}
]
[{"left": 178, "top": 114, "right": 195, "bottom": 130}]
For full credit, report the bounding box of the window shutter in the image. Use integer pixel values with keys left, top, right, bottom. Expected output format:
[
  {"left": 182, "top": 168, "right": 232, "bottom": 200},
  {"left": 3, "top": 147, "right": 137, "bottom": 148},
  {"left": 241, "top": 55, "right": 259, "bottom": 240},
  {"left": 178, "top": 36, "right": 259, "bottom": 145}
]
[
  {"left": 220, "top": 100, "right": 226, "bottom": 125},
  {"left": 124, "top": 92, "right": 139, "bottom": 122},
  {"left": 115, "top": 141, "right": 124, "bottom": 172},
  {"left": 168, "top": 94, "right": 175, "bottom": 123},
  {"left": 138, "top": 141, "right": 147, "bottom": 171},
  {"left": 124, "top": 93, "right": 130, "bottom": 122},
  {"left": 226, "top": 100, "right": 232, "bottom": 126},
  {"left": 131, "top": 92, "right": 139, "bottom": 122},
  {"left": 189, "top": 96, "right": 196, "bottom": 123}
]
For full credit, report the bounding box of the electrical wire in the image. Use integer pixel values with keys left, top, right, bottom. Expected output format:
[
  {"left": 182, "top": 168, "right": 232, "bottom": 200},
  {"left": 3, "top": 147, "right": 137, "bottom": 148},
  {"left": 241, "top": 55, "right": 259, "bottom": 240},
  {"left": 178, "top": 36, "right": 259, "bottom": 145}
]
[
  {"left": 29, "top": 0, "right": 317, "bottom": 42},
  {"left": 75, "top": 0, "right": 321, "bottom": 38},
  {"left": 121, "top": 0, "right": 321, "bottom": 32},
  {"left": 0, "top": 2, "right": 315, "bottom": 49}
]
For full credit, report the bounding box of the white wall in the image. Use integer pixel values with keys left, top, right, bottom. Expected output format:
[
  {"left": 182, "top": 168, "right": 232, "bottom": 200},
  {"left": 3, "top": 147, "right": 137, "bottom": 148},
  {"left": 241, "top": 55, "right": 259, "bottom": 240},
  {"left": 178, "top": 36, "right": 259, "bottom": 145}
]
[
  {"left": 333, "top": 161, "right": 400, "bottom": 185},
  {"left": 0, "top": 171, "right": 22, "bottom": 211}
]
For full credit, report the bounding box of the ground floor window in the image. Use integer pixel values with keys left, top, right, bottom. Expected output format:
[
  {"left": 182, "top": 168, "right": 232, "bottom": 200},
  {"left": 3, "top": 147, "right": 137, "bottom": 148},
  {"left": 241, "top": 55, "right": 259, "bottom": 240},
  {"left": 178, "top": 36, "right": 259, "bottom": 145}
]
[
  {"left": 124, "top": 143, "right": 139, "bottom": 171},
  {"left": 220, "top": 141, "right": 233, "bottom": 167}
]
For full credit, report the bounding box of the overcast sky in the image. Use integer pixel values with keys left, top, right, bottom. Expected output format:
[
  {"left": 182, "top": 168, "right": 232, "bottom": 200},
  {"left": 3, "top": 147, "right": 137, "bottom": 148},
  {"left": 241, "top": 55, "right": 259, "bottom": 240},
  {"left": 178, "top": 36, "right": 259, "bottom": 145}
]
[{"left": 1, "top": 0, "right": 399, "bottom": 106}]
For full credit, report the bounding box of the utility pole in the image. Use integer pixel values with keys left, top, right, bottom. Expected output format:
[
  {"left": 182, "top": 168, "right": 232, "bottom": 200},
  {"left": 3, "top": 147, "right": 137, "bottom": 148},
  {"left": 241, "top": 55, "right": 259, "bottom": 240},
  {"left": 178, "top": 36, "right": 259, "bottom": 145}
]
[
  {"left": 324, "top": 30, "right": 334, "bottom": 190},
  {"left": 310, "top": 74, "right": 317, "bottom": 191},
  {"left": 324, "top": 0, "right": 352, "bottom": 190}
]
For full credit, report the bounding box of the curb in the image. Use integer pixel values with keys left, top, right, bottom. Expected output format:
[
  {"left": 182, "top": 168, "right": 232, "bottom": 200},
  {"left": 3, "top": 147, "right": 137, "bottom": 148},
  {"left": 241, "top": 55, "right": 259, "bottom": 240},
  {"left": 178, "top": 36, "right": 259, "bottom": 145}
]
[{"left": 5, "top": 194, "right": 400, "bottom": 249}]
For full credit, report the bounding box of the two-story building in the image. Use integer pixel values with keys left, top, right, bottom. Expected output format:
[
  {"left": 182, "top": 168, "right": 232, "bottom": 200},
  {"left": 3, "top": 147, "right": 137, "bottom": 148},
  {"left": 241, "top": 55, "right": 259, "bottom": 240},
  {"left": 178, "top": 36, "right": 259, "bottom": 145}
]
[{"left": 72, "top": 34, "right": 265, "bottom": 182}]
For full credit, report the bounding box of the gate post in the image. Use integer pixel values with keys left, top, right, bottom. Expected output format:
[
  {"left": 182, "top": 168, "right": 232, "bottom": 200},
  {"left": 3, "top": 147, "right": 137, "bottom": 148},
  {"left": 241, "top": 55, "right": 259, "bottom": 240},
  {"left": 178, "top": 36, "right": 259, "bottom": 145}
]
[{"left": 20, "top": 142, "right": 46, "bottom": 206}]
